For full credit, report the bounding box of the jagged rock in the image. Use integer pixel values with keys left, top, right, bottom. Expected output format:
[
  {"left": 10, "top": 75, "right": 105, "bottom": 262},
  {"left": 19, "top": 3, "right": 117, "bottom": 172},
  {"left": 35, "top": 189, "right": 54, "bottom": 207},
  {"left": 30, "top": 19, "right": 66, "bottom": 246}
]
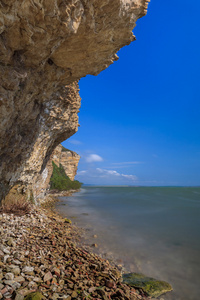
[{"left": 0, "top": 0, "right": 150, "bottom": 203}]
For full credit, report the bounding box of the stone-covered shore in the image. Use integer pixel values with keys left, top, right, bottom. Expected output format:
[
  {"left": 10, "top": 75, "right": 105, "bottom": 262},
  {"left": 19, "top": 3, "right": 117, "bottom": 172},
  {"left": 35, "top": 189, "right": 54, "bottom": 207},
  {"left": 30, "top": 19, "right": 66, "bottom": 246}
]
[{"left": 0, "top": 198, "right": 150, "bottom": 300}]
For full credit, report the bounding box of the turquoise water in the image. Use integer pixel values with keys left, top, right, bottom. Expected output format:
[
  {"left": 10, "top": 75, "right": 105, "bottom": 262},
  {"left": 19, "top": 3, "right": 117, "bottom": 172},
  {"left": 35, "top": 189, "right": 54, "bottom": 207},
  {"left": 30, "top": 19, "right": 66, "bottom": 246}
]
[{"left": 56, "top": 187, "right": 200, "bottom": 300}]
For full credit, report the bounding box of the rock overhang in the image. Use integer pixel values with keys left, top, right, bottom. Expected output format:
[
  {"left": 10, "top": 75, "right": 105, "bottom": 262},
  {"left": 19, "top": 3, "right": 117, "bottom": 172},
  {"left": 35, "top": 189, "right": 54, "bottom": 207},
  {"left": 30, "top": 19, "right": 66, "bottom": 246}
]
[{"left": 0, "top": 0, "right": 150, "bottom": 202}]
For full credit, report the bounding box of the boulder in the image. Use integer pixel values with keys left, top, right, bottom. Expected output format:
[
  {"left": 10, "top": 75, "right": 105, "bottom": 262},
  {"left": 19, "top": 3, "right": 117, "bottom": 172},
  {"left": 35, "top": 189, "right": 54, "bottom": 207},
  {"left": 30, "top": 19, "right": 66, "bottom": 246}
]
[{"left": 123, "top": 272, "right": 173, "bottom": 298}]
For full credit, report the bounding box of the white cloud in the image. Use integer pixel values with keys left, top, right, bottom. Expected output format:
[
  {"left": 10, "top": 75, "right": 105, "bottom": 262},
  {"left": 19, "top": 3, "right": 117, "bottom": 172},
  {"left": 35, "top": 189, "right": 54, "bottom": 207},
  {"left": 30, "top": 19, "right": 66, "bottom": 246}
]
[
  {"left": 76, "top": 167, "right": 138, "bottom": 184},
  {"left": 85, "top": 154, "right": 104, "bottom": 163},
  {"left": 77, "top": 170, "right": 87, "bottom": 175},
  {"left": 96, "top": 168, "right": 137, "bottom": 181},
  {"left": 96, "top": 168, "right": 120, "bottom": 176},
  {"left": 122, "top": 174, "right": 138, "bottom": 180},
  {"left": 107, "top": 170, "right": 120, "bottom": 176},
  {"left": 68, "top": 139, "right": 82, "bottom": 145}
]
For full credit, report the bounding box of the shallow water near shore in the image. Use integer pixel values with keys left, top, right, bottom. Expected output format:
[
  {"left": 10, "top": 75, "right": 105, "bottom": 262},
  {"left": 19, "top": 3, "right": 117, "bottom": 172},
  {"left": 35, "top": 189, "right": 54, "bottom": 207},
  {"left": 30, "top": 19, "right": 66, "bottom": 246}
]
[{"left": 56, "top": 186, "right": 200, "bottom": 300}]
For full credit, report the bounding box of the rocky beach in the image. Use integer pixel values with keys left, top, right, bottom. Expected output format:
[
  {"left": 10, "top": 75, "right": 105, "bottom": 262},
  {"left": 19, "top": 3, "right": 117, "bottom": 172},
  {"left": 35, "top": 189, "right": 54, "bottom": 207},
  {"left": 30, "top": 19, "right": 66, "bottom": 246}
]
[
  {"left": 1, "top": 0, "right": 198, "bottom": 299},
  {"left": 0, "top": 2, "right": 153, "bottom": 297},
  {"left": 0, "top": 196, "right": 155, "bottom": 300}
]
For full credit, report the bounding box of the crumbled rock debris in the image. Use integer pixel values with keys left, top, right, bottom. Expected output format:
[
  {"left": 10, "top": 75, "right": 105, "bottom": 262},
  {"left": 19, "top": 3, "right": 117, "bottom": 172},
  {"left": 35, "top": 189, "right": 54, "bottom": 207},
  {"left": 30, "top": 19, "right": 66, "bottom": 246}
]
[{"left": 0, "top": 204, "right": 150, "bottom": 300}]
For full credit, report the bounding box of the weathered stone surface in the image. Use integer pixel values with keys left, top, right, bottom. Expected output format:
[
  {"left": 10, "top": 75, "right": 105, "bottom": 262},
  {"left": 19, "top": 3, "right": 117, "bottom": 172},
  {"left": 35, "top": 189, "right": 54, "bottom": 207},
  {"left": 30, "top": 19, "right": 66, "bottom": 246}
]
[
  {"left": 0, "top": 0, "right": 150, "bottom": 203},
  {"left": 0, "top": 82, "right": 81, "bottom": 203},
  {"left": 60, "top": 147, "right": 80, "bottom": 181}
]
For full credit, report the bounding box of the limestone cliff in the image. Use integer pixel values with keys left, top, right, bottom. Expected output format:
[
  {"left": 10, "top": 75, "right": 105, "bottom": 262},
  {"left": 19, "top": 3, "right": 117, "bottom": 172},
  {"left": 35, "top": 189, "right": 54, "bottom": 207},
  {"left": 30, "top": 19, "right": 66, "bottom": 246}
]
[
  {"left": 60, "top": 147, "right": 80, "bottom": 181},
  {"left": 0, "top": 0, "right": 149, "bottom": 203},
  {"left": 35, "top": 145, "right": 80, "bottom": 200}
]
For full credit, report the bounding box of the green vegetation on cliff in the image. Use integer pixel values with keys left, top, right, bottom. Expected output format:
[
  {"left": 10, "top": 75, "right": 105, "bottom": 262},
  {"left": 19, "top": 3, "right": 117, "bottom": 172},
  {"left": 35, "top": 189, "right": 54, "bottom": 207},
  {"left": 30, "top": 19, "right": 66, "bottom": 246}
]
[
  {"left": 50, "top": 161, "right": 82, "bottom": 191},
  {"left": 61, "top": 145, "right": 71, "bottom": 153}
]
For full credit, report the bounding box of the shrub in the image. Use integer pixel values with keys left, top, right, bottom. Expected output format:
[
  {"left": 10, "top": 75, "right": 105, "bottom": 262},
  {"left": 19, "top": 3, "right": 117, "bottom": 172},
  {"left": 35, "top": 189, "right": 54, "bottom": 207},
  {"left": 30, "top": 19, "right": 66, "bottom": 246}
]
[{"left": 50, "top": 161, "right": 82, "bottom": 191}]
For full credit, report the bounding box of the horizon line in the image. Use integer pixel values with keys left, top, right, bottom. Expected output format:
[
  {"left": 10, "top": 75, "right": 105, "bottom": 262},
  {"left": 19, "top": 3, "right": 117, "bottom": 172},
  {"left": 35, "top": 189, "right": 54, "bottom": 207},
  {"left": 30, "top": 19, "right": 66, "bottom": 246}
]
[{"left": 82, "top": 184, "right": 200, "bottom": 188}]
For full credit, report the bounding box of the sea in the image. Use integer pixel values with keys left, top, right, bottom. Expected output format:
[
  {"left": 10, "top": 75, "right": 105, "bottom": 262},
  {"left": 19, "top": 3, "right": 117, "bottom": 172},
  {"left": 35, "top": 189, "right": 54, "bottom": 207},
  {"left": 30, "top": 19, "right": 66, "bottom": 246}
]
[{"left": 56, "top": 186, "right": 200, "bottom": 300}]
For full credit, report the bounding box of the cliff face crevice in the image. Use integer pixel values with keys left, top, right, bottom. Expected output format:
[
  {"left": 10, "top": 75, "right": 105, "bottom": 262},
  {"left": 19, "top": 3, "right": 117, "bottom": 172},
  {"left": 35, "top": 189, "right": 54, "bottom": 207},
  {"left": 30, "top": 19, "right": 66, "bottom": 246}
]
[{"left": 0, "top": 0, "right": 149, "bottom": 203}]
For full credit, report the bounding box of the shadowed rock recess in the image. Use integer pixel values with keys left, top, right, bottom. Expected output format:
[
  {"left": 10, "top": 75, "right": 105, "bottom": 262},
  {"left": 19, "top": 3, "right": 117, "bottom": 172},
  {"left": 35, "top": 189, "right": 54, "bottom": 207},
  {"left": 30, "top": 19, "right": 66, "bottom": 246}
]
[{"left": 0, "top": 0, "right": 149, "bottom": 203}]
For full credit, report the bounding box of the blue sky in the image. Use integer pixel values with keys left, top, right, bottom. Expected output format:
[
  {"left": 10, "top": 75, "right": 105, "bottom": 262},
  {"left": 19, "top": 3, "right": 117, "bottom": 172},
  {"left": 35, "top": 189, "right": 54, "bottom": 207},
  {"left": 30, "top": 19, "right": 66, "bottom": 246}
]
[{"left": 62, "top": 0, "right": 200, "bottom": 186}]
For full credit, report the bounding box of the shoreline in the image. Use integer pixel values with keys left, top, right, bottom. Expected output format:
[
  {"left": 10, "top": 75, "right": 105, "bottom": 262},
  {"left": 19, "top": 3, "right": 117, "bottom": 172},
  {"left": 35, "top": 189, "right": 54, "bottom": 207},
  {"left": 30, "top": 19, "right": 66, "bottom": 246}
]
[
  {"left": 51, "top": 190, "right": 173, "bottom": 298},
  {"left": 54, "top": 190, "right": 173, "bottom": 299},
  {"left": 54, "top": 194, "right": 126, "bottom": 272},
  {"left": 0, "top": 194, "right": 152, "bottom": 300}
]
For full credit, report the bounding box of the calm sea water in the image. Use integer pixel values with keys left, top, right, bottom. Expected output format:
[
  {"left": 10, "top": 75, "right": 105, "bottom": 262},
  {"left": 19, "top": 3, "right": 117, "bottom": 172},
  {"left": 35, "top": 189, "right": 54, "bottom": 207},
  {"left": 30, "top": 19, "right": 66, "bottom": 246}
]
[{"left": 56, "top": 187, "right": 200, "bottom": 300}]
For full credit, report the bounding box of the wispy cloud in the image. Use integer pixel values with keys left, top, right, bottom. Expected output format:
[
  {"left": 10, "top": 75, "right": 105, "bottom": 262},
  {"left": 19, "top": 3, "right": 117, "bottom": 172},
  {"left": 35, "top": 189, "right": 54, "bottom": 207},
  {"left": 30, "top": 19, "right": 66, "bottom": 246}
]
[
  {"left": 112, "top": 161, "right": 144, "bottom": 166},
  {"left": 78, "top": 168, "right": 138, "bottom": 182},
  {"left": 77, "top": 170, "right": 87, "bottom": 175},
  {"left": 68, "top": 139, "right": 82, "bottom": 145},
  {"left": 96, "top": 168, "right": 120, "bottom": 177},
  {"left": 85, "top": 154, "right": 104, "bottom": 163},
  {"left": 121, "top": 174, "right": 137, "bottom": 180}
]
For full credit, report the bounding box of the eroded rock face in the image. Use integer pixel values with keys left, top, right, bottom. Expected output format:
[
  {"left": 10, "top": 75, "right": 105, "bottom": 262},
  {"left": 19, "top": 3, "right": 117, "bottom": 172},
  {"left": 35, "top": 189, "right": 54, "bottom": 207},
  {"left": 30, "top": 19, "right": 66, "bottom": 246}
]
[
  {"left": 60, "top": 148, "right": 80, "bottom": 181},
  {"left": 35, "top": 145, "right": 80, "bottom": 200},
  {"left": 0, "top": 0, "right": 149, "bottom": 202},
  {"left": 0, "top": 81, "right": 80, "bottom": 202}
]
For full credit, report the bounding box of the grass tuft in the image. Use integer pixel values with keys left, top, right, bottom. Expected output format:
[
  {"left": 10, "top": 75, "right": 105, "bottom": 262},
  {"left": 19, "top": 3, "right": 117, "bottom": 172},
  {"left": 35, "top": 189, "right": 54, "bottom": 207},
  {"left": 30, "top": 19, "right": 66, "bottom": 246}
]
[{"left": 0, "top": 196, "right": 32, "bottom": 216}]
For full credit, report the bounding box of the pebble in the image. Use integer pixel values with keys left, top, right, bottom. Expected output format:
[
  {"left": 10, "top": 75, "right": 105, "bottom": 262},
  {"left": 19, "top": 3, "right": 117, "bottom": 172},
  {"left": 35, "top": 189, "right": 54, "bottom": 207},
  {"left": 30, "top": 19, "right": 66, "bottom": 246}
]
[
  {"left": 0, "top": 204, "right": 150, "bottom": 300},
  {"left": 12, "top": 267, "right": 21, "bottom": 275},
  {"left": 43, "top": 271, "right": 53, "bottom": 282},
  {"left": 71, "top": 291, "right": 77, "bottom": 298},
  {"left": 3, "top": 248, "right": 10, "bottom": 255},
  {"left": 14, "top": 276, "right": 25, "bottom": 283},
  {"left": 22, "top": 267, "right": 34, "bottom": 274},
  {"left": 4, "top": 255, "right": 10, "bottom": 263},
  {"left": 15, "top": 294, "right": 24, "bottom": 300},
  {"left": 5, "top": 273, "right": 14, "bottom": 280},
  {"left": 105, "top": 279, "right": 116, "bottom": 289},
  {"left": 7, "top": 238, "right": 16, "bottom": 247}
]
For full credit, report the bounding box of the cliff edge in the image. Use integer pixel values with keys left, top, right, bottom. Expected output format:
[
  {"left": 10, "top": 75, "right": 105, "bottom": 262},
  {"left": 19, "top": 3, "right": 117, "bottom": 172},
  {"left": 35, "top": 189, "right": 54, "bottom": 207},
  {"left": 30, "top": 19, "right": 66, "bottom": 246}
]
[{"left": 0, "top": 0, "right": 149, "bottom": 203}]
